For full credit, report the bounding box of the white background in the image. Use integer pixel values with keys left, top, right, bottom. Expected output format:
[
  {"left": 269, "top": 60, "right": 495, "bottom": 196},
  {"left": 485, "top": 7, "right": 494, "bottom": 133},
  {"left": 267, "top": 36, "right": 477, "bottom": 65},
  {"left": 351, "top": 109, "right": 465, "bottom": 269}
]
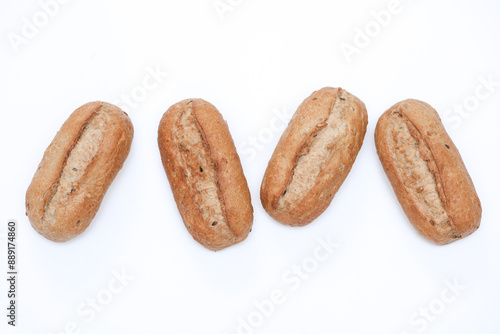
[{"left": 1, "top": 0, "right": 499, "bottom": 333}]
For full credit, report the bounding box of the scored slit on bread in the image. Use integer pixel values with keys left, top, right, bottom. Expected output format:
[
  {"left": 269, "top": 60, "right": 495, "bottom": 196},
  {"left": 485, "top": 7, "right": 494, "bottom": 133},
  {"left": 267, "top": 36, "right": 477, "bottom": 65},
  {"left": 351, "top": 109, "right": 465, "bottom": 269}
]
[
  {"left": 385, "top": 111, "right": 459, "bottom": 239},
  {"left": 43, "top": 110, "right": 109, "bottom": 227},
  {"left": 278, "top": 91, "right": 349, "bottom": 211},
  {"left": 173, "top": 103, "right": 232, "bottom": 240}
]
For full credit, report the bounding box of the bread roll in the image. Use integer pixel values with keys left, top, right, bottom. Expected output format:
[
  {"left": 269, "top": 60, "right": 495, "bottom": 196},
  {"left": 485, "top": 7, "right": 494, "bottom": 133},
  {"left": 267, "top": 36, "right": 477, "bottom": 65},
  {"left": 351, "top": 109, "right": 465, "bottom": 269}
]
[
  {"left": 375, "top": 99, "right": 481, "bottom": 244},
  {"left": 261, "top": 87, "right": 368, "bottom": 226},
  {"left": 158, "top": 99, "right": 253, "bottom": 251},
  {"left": 26, "top": 102, "right": 134, "bottom": 242}
]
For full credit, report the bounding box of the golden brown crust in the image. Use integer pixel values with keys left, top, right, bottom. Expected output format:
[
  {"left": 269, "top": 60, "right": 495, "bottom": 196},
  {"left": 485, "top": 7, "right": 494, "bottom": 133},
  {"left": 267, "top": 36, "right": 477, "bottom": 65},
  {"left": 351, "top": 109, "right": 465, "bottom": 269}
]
[
  {"left": 158, "top": 99, "right": 253, "bottom": 251},
  {"left": 260, "top": 87, "right": 368, "bottom": 226},
  {"left": 26, "top": 102, "right": 134, "bottom": 242},
  {"left": 375, "top": 99, "right": 481, "bottom": 245}
]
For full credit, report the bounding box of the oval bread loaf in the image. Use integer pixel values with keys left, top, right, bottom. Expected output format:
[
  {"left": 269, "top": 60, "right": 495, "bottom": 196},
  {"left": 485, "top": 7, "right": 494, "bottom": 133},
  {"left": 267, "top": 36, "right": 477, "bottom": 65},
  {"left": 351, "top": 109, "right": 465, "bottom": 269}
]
[
  {"left": 261, "top": 87, "right": 368, "bottom": 226},
  {"left": 375, "top": 99, "right": 481, "bottom": 245},
  {"left": 26, "top": 102, "right": 134, "bottom": 242},
  {"left": 158, "top": 99, "right": 253, "bottom": 251}
]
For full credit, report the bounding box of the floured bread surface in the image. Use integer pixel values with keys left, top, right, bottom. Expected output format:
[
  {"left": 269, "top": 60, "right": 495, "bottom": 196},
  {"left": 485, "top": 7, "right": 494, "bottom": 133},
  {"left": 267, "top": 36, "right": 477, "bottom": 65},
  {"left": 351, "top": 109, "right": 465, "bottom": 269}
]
[
  {"left": 385, "top": 112, "right": 455, "bottom": 237},
  {"left": 278, "top": 93, "right": 348, "bottom": 211},
  {"left": 173, "top": 105, "right": 229, "bottom": 234},
  {"left": 43, "top": 112, "right": 108, "bottom": 226}
]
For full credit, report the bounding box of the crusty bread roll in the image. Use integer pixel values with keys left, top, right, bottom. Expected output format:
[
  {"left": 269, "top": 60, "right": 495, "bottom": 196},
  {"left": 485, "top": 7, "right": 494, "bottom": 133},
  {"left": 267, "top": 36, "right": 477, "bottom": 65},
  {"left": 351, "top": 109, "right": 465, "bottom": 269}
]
[
  {"left": 158, "top": 99, "right": 253, "bottom": 251},
  {"left": 26, "top": 102, "right": 134, "bottom": 242},
  {"left": 375, "top": 99, "right": 481, "bottom": 244},
  {"left": 261, "top": 87, "right": 368, "bottom": 226}
]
